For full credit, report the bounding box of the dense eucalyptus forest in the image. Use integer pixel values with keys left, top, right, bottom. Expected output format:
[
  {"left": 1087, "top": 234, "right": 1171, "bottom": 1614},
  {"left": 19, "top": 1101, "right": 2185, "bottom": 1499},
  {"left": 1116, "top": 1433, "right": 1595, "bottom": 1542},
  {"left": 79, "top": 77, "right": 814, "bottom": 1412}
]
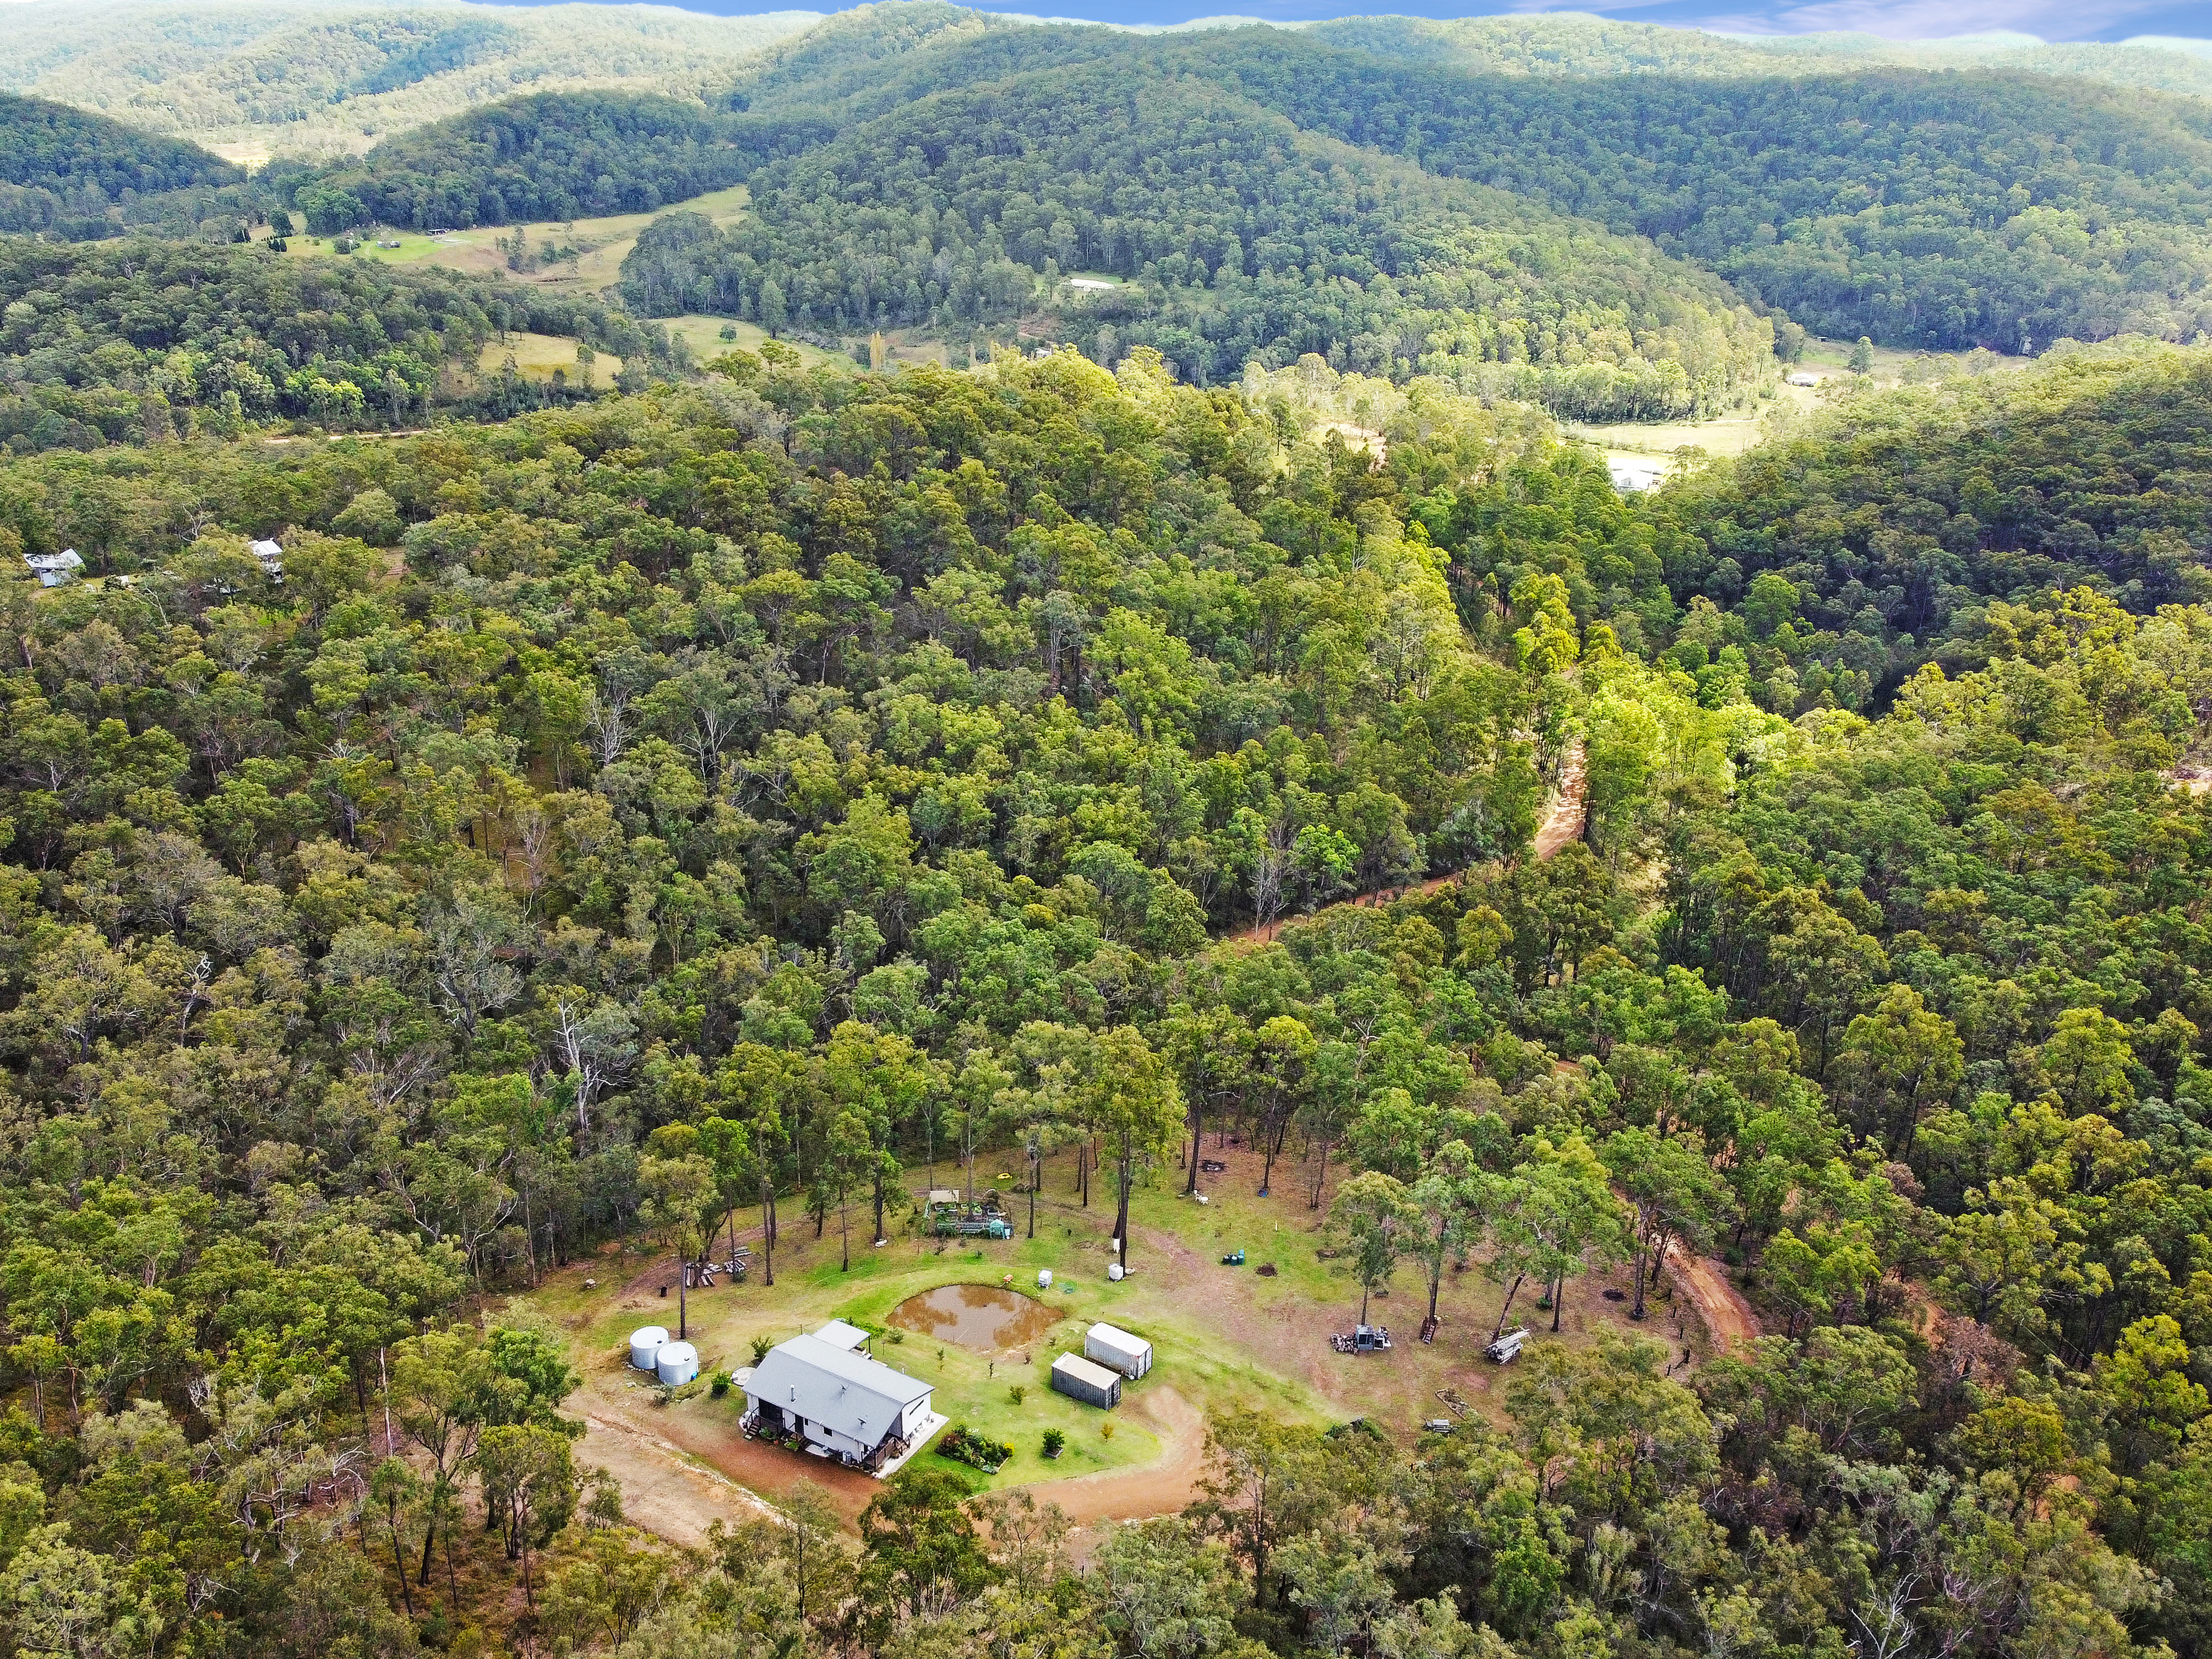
[{"left": 0, "top": 6, "right": 2210, "bottom": 1659}]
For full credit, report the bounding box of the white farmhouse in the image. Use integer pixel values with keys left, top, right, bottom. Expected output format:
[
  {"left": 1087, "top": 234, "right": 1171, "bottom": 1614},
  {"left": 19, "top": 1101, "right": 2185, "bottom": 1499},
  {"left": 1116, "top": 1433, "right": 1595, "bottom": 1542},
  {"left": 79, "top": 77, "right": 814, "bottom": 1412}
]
[
  {"left": 23, "top": 549, "right": 81, "bottom": 587},
  {"left": 744, "top": 1322, "right": 943, "bottom": 1474}
]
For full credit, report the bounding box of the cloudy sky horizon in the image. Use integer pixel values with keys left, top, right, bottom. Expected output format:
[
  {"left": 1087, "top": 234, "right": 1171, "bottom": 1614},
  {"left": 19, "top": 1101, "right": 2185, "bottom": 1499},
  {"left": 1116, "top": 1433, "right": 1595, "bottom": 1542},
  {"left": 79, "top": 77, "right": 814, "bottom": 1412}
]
[
  {"left": 7, "top": 0, "right": 2206, "bottom": 43},
  {"left": 518, "top": 0, "right": 2212, "bottom": 45}
]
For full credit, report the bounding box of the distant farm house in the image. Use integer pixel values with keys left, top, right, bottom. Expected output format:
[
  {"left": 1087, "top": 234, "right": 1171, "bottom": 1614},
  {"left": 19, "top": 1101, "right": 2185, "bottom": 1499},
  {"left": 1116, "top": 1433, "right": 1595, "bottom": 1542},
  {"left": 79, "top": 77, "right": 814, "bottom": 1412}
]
[{"left": 23, "top": 549, "right": 81, "bottom": 587}]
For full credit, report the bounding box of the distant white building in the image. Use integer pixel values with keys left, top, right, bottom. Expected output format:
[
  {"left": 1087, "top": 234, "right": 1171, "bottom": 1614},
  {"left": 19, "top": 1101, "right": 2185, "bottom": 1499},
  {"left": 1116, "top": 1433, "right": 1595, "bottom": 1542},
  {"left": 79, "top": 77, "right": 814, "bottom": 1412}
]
[
  {"left": 23, "top": 549, "right": 81, "bottom": 587},
  {"left": 744, "top": 1322, "right": 942, "bottom": 1473},
  {"left": 248, "top": 539, "right": 284, "bottom": 580},
  {"left": 1607, "top": 459, "right": 1665, "bottom": 493},
  {"left": 1786, "top": 372, "right": 1823, "bottom": 388}
]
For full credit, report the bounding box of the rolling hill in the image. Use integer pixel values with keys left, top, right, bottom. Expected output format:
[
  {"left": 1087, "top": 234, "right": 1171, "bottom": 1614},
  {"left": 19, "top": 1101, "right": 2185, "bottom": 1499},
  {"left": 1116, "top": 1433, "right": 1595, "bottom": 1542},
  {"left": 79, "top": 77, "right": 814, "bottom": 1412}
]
[
  {"left": 0, "top": 0, "right": 822, "bottom": 160},
  {"left": 0, "top": 92, "right": 242, "bottom": 237}
]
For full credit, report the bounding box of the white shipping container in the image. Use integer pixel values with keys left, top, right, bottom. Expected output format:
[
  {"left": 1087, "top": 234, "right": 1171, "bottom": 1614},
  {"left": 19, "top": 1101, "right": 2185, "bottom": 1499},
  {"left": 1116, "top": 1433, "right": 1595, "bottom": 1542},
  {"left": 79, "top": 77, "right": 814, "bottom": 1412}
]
[{"left": 1085, "top": 1322, "right": 1153, "bottom": 1379}]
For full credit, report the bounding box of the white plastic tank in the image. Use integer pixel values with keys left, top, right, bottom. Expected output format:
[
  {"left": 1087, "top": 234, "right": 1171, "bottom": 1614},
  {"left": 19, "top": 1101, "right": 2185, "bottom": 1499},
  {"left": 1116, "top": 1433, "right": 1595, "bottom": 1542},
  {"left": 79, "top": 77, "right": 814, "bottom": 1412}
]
[
  {"left": 629, "top": 1326, "right": 670, "bottom": 1371},
  {"left": 1037, "top": 1269, "right": 1053, "bottom": 1289},
  {"left": 655, "top": 1341, "right": 699, "bottom": 1386},
  {"left": 1107, "top": 1262, "right": 1125, "bottom": 1282}
]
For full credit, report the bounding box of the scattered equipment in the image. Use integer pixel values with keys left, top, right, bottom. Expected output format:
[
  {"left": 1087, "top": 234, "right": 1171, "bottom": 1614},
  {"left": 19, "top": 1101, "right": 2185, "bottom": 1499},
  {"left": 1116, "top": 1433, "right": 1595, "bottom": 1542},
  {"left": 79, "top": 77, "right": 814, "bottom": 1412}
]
[
  {"left": 926, "top": 1192, "right": 1013, "bottom": 1238},
  {"left": 1485, "top": 1327, "right": 1530, "bottom": 1364},
  {"left": 1331, "top": 1324, "right": 1393, "bottom": 1354},
  {"left": 1220, "top": 1249, "right": 1245, "bottom": 1266}
]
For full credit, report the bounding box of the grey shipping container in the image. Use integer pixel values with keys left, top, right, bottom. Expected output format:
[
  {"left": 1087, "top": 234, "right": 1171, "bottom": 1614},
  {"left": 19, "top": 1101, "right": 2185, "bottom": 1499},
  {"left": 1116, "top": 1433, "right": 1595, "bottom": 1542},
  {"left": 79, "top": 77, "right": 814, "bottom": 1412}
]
[{"left": 1051, "top": 1352, "right": 1122, "bottom": 1408}]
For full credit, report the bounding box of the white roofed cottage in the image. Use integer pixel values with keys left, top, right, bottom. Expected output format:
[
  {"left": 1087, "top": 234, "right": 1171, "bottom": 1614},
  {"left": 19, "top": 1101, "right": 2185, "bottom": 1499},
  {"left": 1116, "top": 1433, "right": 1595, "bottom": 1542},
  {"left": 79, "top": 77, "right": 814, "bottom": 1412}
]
[{"left": 744, "top": 1322, "right": 943, "bottom": 1474}]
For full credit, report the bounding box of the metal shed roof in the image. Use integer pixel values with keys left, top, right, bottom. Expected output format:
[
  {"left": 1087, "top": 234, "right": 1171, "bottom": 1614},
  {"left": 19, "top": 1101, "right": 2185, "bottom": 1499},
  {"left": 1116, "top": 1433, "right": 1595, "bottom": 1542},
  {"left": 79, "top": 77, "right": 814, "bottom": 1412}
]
[
  {"left": 813, "top": 1319, "right": 872, "bottom": 1352},
  {"left": 749, "top": 1333, "right": 931, "bottom": 1448}
]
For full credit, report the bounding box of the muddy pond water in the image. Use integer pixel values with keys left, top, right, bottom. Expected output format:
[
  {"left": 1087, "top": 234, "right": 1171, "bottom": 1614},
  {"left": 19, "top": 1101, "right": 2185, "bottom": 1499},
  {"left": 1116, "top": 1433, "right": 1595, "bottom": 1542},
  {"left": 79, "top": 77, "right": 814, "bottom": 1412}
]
[{"left": 889, "top": 1284, "right": 1057, "bottom": 1350}]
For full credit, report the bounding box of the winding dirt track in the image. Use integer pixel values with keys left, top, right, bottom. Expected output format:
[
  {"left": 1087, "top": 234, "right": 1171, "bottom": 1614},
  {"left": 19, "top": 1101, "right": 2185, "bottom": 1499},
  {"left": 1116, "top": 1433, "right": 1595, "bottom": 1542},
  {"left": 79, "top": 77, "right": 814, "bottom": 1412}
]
[
  {"left": 1665, "top": 1253, "right": 1758, "bottom": 1352},
  {"left": 1005, "top": 1385, "right": 1207, "bottom": 1524},
  {"left": 1221, "top": 745, "right": 1590, "bottom": 948},
  {"left": 1530, "top": 747, "right": 1588, "bottom": 860}
]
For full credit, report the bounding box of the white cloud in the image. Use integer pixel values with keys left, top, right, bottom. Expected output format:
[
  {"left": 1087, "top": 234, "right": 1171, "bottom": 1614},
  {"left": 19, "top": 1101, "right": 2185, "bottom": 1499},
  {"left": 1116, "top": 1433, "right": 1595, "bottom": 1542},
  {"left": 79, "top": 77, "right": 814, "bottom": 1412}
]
[{"left": 1694, "top": 0, "right": 2162, "bottom": 36}]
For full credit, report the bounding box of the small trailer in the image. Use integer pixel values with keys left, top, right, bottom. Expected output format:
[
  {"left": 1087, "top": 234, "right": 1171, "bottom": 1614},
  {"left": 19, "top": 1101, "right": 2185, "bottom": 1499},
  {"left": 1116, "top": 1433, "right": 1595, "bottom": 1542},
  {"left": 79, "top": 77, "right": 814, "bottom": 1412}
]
[
  {"left": 1331, "top": 1324, "right": 1392, "bottom": 1354},
  {"left": 1485, "top": 1327, "right": 1530, "bottom": 1364}
]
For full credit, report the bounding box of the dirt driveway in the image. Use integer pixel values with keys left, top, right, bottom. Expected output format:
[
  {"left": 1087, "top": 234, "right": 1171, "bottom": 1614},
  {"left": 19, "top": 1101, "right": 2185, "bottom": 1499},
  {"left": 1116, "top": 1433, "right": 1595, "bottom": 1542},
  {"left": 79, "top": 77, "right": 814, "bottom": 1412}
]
[
  {"left": 1008, "top": 1385, "right": 1207, "bottom": 1525},
  {"left": 1665, "top": 1252, "right": 1757, "bottom": 1351}
]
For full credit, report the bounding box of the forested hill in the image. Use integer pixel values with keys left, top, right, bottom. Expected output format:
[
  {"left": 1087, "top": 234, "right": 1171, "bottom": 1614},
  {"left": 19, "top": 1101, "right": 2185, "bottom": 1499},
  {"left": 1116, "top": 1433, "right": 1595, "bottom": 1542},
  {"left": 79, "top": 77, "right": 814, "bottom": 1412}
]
[
  {"left": 1306, "top": 14, "right": 2212, "bottom": 101},
  {"left": 0, "top": 337, "right": 2209, "bottom": 1654},
  {"left": 688, "top": 18, "right": 2212, "bottom": 354},
  {"left": 1523, "top": 341, "right": 2212, "bottom": 709},
  {"left": 0, "top": 92, "right": 241, "bottom": 238},
  {"left": 0, "top": 238, "right": 676, "bottom": 451},
  {"left": 281, "top": 90, "right": 752, "bottom": 233},
  {"left": 623, "top": 57, "right": 1776, "bottom": 418},
  {"left": 3, "top": 0, "right": 821, "bottom": 156},
  {"left": 1105, "top": 31, "right": 2212, "bottom": 351}
]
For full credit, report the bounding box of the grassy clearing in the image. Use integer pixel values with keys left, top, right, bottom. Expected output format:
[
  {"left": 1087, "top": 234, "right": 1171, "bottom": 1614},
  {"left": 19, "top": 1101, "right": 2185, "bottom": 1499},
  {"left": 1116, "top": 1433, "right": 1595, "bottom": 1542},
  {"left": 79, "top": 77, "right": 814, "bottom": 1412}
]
[
  {"left": 530, "top": 1131, "right": 1708, "bottom": 1531},
  {"left": 475, "top": 331, "right": 623, "bottom": 384},
  {"left": 274, "top": 184, "right": 752, "bottom": 292},
  {"left": 1566, "top": 335, "right": 2039, "bottom": 477},
  {"left": 662, "top": 314, "right": 849, "bottom": 370}
]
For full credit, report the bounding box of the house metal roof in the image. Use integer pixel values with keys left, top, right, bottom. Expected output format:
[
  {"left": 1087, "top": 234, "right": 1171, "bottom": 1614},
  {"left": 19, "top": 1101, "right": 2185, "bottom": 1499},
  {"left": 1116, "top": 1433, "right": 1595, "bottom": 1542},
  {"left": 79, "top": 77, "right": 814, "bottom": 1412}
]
[
  {"left": 814, "top": 1318, "right": 871, "bottom": 1352},
  {"left": 749, "top": 1332, "right": 931, "bottom": 1448}
]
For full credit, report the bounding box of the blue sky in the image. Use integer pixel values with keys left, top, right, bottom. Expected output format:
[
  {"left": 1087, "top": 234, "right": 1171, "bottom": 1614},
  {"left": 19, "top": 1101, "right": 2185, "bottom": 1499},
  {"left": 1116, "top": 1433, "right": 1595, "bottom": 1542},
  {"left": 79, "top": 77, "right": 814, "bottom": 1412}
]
[{"left": 649, "top": 0, "right": 2212, "bottom": 44}]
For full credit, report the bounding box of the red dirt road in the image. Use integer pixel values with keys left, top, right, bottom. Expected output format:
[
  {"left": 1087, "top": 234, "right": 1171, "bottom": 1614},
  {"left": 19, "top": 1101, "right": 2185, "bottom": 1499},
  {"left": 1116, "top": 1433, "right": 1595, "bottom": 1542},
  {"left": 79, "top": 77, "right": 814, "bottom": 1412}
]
[
  {"left": 1665, "top": 1253, "right": 1757, "bottom": 1352},
  {"left": 1531, "top": 745, "right": 1587, "bottom": 860}
]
